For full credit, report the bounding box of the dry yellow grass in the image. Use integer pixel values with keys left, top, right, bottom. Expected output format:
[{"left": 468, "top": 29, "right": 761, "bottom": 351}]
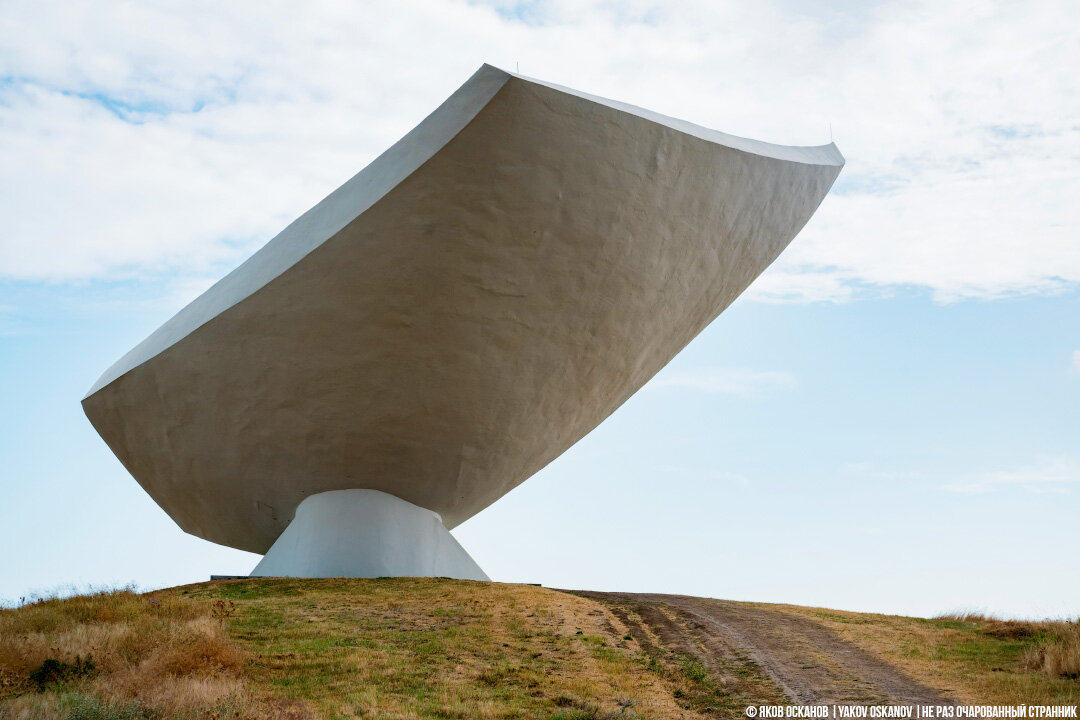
[
  {"left": 762, "top": 604, "right": 1080, "bottom": 705},
  {"left": 1030, "top": 623, "right": 1080, "bottom": 680},
  {"left": 0, "top": 587, "right": 255, "bottom": 719},
  {"left": 4, "top": 581, "right": 1076, "bottom": 719},
  {"left": 937, "top": 613, "right": 1080, "bottom": 680},
  {"left": 192, "top": 577, "right": 704, "bottom": 719},
  {"left": 2, "top": 580, "right": 728, "bottom": 719}
]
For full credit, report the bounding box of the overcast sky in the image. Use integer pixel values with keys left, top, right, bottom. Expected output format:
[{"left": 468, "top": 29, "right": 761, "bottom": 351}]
[{"left": 1, "top": 0, "right": 1077, "bottom": 618}]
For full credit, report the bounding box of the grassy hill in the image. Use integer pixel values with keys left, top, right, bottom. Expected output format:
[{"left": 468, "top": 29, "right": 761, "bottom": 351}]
[{"left": 0, "top": 579, "right": 1076, "bottom": 719}]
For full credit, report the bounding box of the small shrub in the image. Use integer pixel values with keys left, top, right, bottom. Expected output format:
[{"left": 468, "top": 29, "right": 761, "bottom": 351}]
[
  {"left": 29, "top": 655, "right": 96, "bottom": 690},
  {"left": 211, "top": 599, "right": 237, "bottom": 621},
  {"left": 983, "top": 620, "right": 1039, "bottom": 640}
]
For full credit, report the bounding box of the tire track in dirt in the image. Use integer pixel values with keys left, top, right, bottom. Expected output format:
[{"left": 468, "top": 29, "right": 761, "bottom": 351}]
[{"left": 572, "top": 591, "right": 955, "bottom": 710}]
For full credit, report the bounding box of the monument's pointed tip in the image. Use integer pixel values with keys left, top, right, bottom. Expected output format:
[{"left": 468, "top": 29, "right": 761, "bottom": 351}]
[{"left": 478, "top": 62, "right": 512, "bottom": 78}]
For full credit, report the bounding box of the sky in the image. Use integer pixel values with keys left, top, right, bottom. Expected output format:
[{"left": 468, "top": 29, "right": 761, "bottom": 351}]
[{"left": 0, "top": 0, "right": 1077, "bottom": 618}]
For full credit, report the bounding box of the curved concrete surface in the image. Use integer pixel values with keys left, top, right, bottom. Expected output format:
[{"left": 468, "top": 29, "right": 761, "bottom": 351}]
[
  {"left": 83, "top": 64, "right": 844, "bottom": 561},
  {"left": 250, "top": 490, "right": 488, "bottom": 580}
]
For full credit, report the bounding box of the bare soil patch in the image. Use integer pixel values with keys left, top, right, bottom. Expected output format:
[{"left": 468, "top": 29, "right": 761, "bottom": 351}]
[{"left": 573, "top": 591, "right": 955, "bottom": 709}]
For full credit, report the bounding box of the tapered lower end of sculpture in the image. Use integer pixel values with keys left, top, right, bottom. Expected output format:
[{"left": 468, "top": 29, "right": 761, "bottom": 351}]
[{"left": 249, "top": 489, "right": 490, "bottom": 581}]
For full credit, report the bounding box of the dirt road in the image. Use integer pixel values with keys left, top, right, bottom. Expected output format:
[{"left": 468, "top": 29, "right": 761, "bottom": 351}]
[{"left": 572, "top": 591, "right": 954, "bottom": 709}]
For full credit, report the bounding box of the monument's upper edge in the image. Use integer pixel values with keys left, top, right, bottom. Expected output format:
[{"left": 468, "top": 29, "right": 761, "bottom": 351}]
[
  {"left": 497, "top": 64, "right": 845, "bottom": 168},
  {"left": 83, "top": 63, "right": 843, "bottom": 400}
]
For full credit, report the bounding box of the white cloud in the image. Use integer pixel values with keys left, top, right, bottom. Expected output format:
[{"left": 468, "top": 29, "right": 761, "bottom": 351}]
[
  {"left": 0, "top": 0, "right": 1077, "bottom": 301},
  {"left": 745, "top": 269, "right": 859, "bottom": 304},
  {"left": 1071, "top": 350, "right": 1080, "bottom": 374},
  {"left": 940, "top": 457, "right": 1080, "bottom": 495},
  {"left": 650, "top": 367, "right": 796, "bottom": 396}
]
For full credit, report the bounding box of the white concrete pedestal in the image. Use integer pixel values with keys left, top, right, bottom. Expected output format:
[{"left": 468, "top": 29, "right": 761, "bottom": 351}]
[{"left": 249, "top": 489, "right": 489, "bottom": 580}]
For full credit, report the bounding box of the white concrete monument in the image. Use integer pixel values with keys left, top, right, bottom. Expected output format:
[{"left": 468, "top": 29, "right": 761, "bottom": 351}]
[{"left": 83, "top": 65, "right": 844, "bottom": 580}]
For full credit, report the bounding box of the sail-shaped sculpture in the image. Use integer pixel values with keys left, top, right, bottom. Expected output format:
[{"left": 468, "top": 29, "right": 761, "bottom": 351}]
[{"left": 83, "top": 65, "right": 844, "bottom": 579}]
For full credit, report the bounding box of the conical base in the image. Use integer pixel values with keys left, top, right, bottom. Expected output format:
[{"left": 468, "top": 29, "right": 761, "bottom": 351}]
[{"left": 250, "top": 489, "right": 489, "bottom": 580}]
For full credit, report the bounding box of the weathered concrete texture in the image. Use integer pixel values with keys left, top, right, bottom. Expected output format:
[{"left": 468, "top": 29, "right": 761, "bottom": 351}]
[
  {"left": 83, "top": 64, "right": 844, "bottom": 560},
  {"left": 250, "top": 490, "right": 489, "bottom": 580}
]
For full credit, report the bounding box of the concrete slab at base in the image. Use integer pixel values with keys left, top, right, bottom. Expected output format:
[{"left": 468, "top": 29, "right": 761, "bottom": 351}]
[{"left": 249, "top": 489, "right": 489, "bottom": 580}]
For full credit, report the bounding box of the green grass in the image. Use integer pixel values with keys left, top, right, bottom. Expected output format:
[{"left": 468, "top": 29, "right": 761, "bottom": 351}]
[
  {"left": 772, "top": 604, "right": 1080, "bottom": 705},
  {"left": 5, "top": 580, "right": 1076, "bottom": 719},
  {"left": 180, "top": 578, "right": 695, "bottom": 718}
]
